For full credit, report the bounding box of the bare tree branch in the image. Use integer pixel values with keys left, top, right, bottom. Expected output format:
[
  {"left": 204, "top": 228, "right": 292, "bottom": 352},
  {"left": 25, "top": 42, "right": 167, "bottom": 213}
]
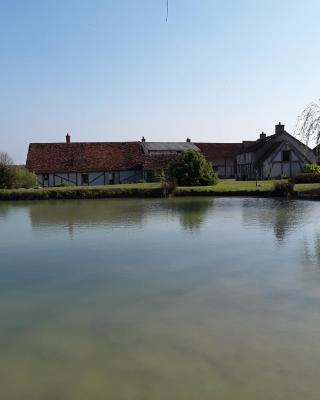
[
  {"left": 0, "top": 152, "right": 13, "bottom": 166},
  {"left": 294, "top": 100, "right": 320, "bottom": 145}
]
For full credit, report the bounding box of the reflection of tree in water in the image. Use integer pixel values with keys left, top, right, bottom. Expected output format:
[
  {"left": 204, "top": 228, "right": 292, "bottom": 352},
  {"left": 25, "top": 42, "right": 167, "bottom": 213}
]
[
  {"left": 167, "top": 198, "right": 214, "bottom": 231},
  {"left": 242, "top": 198, "right": 311, "bottom": 242},
  {"left": 0, "top": 203, "right": 11, "bottom": 219}
]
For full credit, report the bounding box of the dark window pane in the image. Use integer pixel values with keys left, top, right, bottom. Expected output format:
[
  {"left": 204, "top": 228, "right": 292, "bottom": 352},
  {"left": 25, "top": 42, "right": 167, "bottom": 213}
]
[
  {"left": 282, "top": 150, "right": 290, "bottom": 162},
  {"left": 82, "top": 174, "right": 89, "bottom": 184}
]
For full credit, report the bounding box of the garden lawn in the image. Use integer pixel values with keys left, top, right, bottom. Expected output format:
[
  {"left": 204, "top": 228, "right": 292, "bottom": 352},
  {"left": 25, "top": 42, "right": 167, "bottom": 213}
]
[
  {"left": 294, "top": 183, "right": 320, "bottom": 192},
  {"left": 176, "top": 179, "right": 278, "bottom": 193}
]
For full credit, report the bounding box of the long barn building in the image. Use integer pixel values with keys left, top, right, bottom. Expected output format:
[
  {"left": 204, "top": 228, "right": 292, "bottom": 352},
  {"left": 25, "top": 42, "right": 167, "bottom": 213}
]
[{"left": 26, "top": 123, "right": 316, "bottom": 186}]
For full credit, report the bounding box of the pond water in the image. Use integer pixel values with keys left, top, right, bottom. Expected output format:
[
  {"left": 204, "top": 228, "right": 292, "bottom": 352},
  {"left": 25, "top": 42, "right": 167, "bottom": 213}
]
[{"left": 1, "top": 197, "right": 320, "bottom": 400}]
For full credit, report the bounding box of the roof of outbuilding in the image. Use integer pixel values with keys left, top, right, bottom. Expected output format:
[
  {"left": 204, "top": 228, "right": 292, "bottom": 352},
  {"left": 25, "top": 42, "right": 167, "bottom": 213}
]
[
  {"left": 26, "top": 142, "right": 144, "bottom": 174},
  {"left": 241, "top": 135, "right": 276, "bottom": 153},
  {"left": 195, "top": 143, "right": 244, "bottom": 160},
  {"left": 258, "top": 142, "right": 283, "bottom": 162},
  {"left": 142, "top": 142, "right": 199, "bottom": 153},
  {"left": 143, "top": 154, "right": 179, "bottom": 170},
  {"left": 241, "top": 130, "right": 314, "bottom": 155}
]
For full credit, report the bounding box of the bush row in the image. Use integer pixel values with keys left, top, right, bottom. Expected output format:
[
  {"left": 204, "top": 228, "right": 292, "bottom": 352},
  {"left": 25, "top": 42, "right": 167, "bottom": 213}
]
[{"left": 293, "top": 173, "right": 320, "bottom": 183}]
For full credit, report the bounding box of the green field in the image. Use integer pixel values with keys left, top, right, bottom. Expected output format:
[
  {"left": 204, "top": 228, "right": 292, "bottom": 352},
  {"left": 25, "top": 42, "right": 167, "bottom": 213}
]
[{"left": 177, "top": 179, "right": 276, "bottom": 193}]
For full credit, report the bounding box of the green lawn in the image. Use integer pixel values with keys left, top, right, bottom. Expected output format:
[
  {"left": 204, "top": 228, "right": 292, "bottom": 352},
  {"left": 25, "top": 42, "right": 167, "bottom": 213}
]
[
  {"left": 177, "top": 179, "right": 277, "bottom": 193},
  {"left": 2, "top": 180, "right": 320, "bottom": 201},
  {"left": 293, "top": 183, "right": 320, "bottom": 192}
]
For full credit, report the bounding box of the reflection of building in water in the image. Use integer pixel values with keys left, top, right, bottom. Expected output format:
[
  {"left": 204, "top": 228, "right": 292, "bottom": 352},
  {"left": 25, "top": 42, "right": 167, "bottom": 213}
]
[
  {"left": 28, "top": 198, "right": 215, "bottom": 236},
  {"left": 303, "top": 234, "right": 320, "bottom": 274},
  {"left": 241, "top": 198, "right": 311, "bottom": 242},
  {"left": 29, "top": 200, "right": 148, "bottom": 236}
]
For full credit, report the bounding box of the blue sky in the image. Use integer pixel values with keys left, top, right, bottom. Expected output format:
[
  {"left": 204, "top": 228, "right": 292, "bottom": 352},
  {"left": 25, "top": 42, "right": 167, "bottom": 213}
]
[{"left": 1, "top": 0, "right": 320, "bottom": 162}]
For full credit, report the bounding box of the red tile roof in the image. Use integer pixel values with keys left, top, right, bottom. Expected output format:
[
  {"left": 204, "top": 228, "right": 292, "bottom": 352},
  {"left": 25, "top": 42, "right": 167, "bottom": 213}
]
[
  {"left": 142, "top": 154, "right": 178, "bottom": 170},
  {"left": 26, "top": 142, "right": 143, "bottom": 174},
  {"left": 195, "top": 143, "right": 244, "bottom": 160}
]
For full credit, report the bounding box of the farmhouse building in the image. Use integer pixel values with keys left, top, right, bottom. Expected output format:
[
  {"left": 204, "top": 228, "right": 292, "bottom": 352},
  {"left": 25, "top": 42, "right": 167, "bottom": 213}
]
[
  {"left": 237, "top": 123, "right": 316, "bottom": 180},
  {"left": 26, "top": 123, "right": 316, "bottom": 186}
]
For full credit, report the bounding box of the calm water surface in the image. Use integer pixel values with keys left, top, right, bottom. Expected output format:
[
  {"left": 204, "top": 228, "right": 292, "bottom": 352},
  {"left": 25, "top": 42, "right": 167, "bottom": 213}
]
[{"left": 1, "top": 197, "right": 320, "bottom": 399}]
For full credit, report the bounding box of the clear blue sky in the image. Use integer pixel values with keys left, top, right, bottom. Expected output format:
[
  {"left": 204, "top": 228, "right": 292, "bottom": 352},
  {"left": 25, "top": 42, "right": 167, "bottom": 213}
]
[{"left": 1, "top": 0, "right": 320, "bottom": 162}]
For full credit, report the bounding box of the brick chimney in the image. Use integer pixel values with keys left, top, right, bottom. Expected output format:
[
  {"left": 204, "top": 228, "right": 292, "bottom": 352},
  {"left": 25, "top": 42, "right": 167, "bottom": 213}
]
[
  {"left": 259, "top": 132, "right": 266, "bottom": 140},
  {"left": 275, "top": 122, "right": 285, "bottom": 135},
  {"left": 186, "top": 138, "right": 191, "bottom": 143},
  {"left": 66, "top": 133, "right": 71, "bottom": 144}
]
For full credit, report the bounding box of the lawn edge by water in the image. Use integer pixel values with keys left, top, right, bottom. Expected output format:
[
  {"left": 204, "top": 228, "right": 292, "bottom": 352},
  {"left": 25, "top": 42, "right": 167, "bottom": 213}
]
[{"left": 1, "top": 181, "right": 320, "bottom": 201}]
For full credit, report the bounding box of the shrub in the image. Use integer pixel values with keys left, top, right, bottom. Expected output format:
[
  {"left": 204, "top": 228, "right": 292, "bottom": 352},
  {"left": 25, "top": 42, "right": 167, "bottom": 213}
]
[
  {"left": 161, "top": 180, "right": 176, "bottom": 197},
  {"left": 148, "top": 169, "right": 166, "bottom": 182},
  {"left": 273, "top": 181, "right": 294, "bottom": 196},
  {"left": 13, "top": 167, "right": 37, "bottom": 188},
  {"left": 169, "top": 150, "right": 218, "bottom": 186},
  {"left": 294, "top": 173, "right": 320, "bottom": 183},
  {"left": 304, "top": 163, "right": 320, "bottom": 174}
]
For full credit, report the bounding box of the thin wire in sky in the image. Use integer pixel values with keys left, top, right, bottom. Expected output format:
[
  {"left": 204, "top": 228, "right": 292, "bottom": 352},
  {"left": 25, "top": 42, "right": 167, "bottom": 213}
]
[{"left": 166, "top": 0, "right": 169, "bottom": 22}]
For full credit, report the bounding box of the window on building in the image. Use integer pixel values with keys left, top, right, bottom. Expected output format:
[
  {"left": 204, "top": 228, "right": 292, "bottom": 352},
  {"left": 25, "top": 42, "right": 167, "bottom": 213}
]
[
  {"left": 282, "top": 150, "right": 291, "bottom": 162},
  {"left": 81, "top": 173, "right": 89, "bottom": 185},
  {"left": 109, "top": 173, "right": 115, "bottom": 185},
  {"left": 44, "top": 174, "right": 49, "bottom": 181}
]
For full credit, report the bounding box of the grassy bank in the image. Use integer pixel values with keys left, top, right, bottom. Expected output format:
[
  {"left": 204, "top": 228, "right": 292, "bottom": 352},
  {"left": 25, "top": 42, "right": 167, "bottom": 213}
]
[
  {"left": 1, "top": 180, "right": 320, "bottom": 201},
  {"left": 0, "top": 183, "right": 162, "bottom": 201},
  {"left": 176, "top": 180, "right": 276, "bottom": 196}
]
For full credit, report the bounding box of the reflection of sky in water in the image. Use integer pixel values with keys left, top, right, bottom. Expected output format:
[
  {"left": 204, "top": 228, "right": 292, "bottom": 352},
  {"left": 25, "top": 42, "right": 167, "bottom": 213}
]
[{"left": 0, "top": 198, "right": 320, "bottom": 400}]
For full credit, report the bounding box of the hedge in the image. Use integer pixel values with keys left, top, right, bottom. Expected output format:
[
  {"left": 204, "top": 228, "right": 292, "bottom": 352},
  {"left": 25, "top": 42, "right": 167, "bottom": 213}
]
[
  {"left": 0, "top": 187, "right": 163, "bottom": 201},
  {"left": 293, "top": 173, "right": 320, "bottom": 184}
]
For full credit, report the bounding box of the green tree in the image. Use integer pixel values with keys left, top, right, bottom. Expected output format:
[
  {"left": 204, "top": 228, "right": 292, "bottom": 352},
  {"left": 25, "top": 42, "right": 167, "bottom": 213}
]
[
  {"left": 0, "top": 152, "right": 15, "bottom": 189},
  {"left": 169, "top": 150, "right": 218, "bottom": 186}
]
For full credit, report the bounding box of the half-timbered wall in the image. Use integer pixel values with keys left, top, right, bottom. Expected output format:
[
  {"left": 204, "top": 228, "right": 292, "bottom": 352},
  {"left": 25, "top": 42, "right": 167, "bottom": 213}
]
[
  {"left": 262, "top": 143, "right": 307, "bottom": 179},
  {"left": 211, "top": 158, "right": 236, "bottom": 178},
  {"left": 38, "top": 169, "right": 143, "bottom": 187}
]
